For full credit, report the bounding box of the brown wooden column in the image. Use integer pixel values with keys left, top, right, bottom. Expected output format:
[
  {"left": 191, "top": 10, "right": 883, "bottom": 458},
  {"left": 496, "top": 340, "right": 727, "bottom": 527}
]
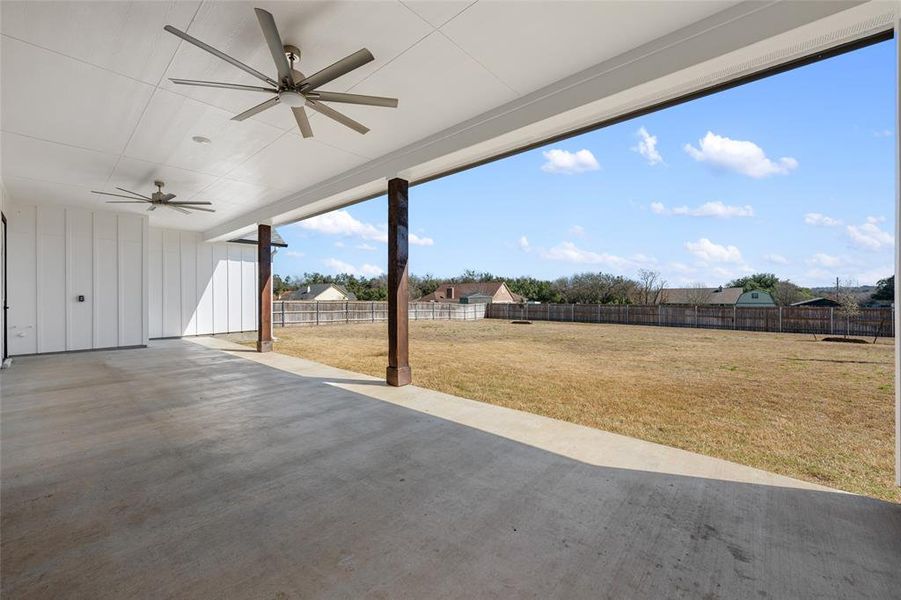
[
  {"left": 256, "top": 224, "right": 273, "bottom": 353},
  {"left": 386, "top": 178, "right": 411, "bottom": 386}
]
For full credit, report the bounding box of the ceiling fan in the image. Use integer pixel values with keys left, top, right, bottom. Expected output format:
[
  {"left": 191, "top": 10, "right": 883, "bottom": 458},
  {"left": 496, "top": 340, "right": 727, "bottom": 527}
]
[
  {"left": 163, "top": 8, "right": 398, "bottom": 138},
  {"left": 92, "top": 181, "right": 215, "bottom": 215}
]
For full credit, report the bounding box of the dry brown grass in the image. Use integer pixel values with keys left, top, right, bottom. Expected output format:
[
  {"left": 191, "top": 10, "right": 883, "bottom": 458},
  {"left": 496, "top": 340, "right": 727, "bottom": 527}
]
[{"left": 250, "top": 320, "right": 898, "bottom": 502}]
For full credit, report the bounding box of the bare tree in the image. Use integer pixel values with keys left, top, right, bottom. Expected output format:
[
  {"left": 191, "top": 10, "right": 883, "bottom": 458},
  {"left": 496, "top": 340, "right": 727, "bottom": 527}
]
[
  {"left": 772, "top": 280, "right": 805, "bottom": 306},
  {"left": 636, "top": 269, "right": 666, "bottom": 305},
  {"left": 834, "top": 279, "right": 861, "bottom": 338},
  {"left": 683, "top": 282, "right": 711, "bottom": 305}
]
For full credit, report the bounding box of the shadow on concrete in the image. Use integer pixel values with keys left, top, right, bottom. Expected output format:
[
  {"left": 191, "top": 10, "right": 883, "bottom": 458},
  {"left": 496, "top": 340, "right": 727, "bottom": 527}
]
[{"left": 2, "top": 340, "right": 900, "bottom": 599}]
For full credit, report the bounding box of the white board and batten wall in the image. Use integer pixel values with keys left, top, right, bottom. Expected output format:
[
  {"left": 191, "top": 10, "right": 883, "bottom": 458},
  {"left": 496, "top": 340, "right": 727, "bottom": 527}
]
[
  {"left": 5, "top": 203, "right": 149, "bottom": 355},
  {"left": 148, "top": 229, "right": 258, "bottom": 339},
  {"left": 5, "top": 202, "right": 258, "bottom": 356}
]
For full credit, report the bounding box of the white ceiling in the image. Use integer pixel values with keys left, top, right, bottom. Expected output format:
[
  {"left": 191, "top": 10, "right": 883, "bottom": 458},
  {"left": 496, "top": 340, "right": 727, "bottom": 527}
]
[{"left": 0, "top": 1, "right": 895, "bottom": 236}]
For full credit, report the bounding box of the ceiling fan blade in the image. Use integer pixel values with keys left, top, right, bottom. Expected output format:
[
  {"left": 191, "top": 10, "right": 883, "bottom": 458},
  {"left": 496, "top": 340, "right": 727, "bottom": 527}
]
[
  {"left": 169, "top": 78, "right": 277, "bottom": 93},
  {"left": 162, "top": 193, "right": 177, "bottom": 201},
  {"left": 115, "top": 187, "right": 152, "bottom": 200},
  {"left": 232, "top": 96, "right": 280, "bottom": 121},
  {"left": 92, "top": 190, "right": 149, "bottom": 201},
  {"left": 307, "top": 100, "right": 369, "bottom": 134},
  {"left": 254, "top": 8, "right": 293, "bottom": 86},
  {"left": 292, "top": 106, "right": 313, "bottom": 138},
  {"left": 167, "top": 201, "right": 212, "bottom": 205},
  {"left": 299, "top": 49, "right": 373, "bottom": 91},
  {"left": 164, "top": 24, "right": 277, "bottom": 87},
  {"left": 106, "top": 201, "right": 149, "bottom": 204},
  {"left": 147, "top": 205, "right": 158, "bottom": 212},
  {"left": 166, "top": 204, "right": 191, "bottom": 215},
  {"left": 180, "top": 206, "right": 216, "bottom": 213},
  {"left": 311, "top": 91, "right": 398, "bottom": 108}
]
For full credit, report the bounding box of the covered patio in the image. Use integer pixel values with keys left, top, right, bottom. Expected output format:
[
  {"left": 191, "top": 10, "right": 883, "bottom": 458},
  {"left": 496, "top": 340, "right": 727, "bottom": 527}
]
[
  {"left": 2, "top": 1, "right": 901, "bottom": 596},
  {"left": 2, "top": 338, "right": 899, "bottom": 598}
]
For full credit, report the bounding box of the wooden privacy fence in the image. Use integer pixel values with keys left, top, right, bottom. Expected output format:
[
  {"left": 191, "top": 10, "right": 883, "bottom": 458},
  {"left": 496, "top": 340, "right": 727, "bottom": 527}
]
[
  {"left": 273, "top": 301, "right": 486, "bottom": 327},
  {"left": 486, "top": 303, "right": 895, "bottom": 337}
]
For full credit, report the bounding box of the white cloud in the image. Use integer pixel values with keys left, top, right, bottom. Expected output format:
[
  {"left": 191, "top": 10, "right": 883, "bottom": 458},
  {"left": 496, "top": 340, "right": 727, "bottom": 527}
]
[
  {"left": 807, "top": 253, "right": 847, "bottom": 268},
  {"left": 633, "top": 127, "right": 663, "bottom": 165},
  {"left": 299, "top": 209, "right": 435, "bottom": 247},
  {"left": 359, "top": 264, "right": 385, "bottom": 276},
  {"left": 568, "top": 225, "right": 586, "bottom": 236},
  {"left": 356, "top": 243, "right": 377, "bottom": 251},
  {"left": 539, "top": 241, "right": 630, "bottom": 268},
  {"left": 684, "top": 238, "right": 743, "bottom": 263},
  {"left": 518, "top": 235, "right": 531, "bottom": 251},
  {"left": 334, "top": 241, "right": 345, "bottom": 248},
  {"left": 324, "top": 258, "right": 384, "bottom": 277},
  {"left": 763, "top": 253, "right": 788, "bottom": 265},
  {"left": 283, "top": 250, "right": 305, "bottom": 258},
  {"left": 410, "top": 233, "right": 434, "bottom": 247},
  {"left": 804, "top": 212, "right": 842, "bottom": 227},
  {"left": 650, "top": 201, "right": 666, "bottom": 214},
  {"left": 540, "top": 149, "right": 600, "bottom": 174},
  {"left": 683, "top": 131, "right": 798, "bottom": 178},
  {"left": 873, "top": 129, "right": 893, "bottom": 138},
  {"left": 300, "top": 210, "right": 386, "bottom": 242},
  {"left": 671, "top": 201, "right": 753, "bottom": 218},
  {"left": 847, "top": 216, "right": 894, "bottom": 251}
]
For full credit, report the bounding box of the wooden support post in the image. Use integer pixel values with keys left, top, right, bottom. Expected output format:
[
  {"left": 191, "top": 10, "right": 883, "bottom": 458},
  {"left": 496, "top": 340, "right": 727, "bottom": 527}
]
[
  {"left": 256, "top": 224, "right": 272, "bottom": 352},
  {"left": 386, "top": 178, "right": 411, "bottom": 386}
]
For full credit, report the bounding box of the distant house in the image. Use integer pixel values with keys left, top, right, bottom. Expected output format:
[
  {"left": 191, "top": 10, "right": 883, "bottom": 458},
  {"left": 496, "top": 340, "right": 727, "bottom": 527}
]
[
  {"left": 736, "top": 290, "right": 776, "bottom": 306},
  {"left": 419, "top": 282, "right": 523, "bottom": 304},
  {"left": 281, "top": 283, "right": 357, "bottom": 301},
  {"left": 791, "top": 297, "right": 841, "bottom": 308},
  {"left": 658, "top": 286, "right": 775, "bottom": 306}
]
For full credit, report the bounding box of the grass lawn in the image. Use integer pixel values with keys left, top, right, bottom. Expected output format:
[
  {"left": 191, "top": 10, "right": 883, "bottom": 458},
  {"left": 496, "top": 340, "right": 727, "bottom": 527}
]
[{"left": 251, "top": 319, "right": 898, "bottom": 502}]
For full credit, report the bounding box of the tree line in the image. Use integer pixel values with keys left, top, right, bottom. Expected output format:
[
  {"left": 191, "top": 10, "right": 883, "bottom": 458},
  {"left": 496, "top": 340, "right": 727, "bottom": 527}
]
[{"left": 274, "top": 270, "right": 893, "bottom": 306}]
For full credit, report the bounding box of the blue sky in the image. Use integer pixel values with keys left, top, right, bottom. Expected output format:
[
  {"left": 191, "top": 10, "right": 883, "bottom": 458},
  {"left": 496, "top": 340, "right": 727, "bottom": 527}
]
[{"left": 275, "top": 39, "right": 896, "bottom": 288}]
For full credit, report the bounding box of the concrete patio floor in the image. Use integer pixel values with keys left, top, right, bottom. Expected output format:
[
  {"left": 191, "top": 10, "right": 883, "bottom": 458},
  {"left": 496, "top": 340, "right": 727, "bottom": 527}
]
[{"left": 1, "top": 339, "right": 899, "bottom": 599}]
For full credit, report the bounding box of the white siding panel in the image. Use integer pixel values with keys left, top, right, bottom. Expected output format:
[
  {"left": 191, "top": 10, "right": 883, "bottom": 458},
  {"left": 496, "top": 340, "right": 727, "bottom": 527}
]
[
  {"left": 6, "top": 203, "right": 147, "bottom": 355},
  {"left": 118, "top": 215, "right": 144, "bottom": 346},
  {"left": 36, "top": 206, "right": 66, "bottom": 353},
  {"left": 66, "top": 208, "right": 93, "bottom": 350},
  {"left": 241, "top": 245, "right": 256, "bottom": 332},
  {"left": 227, "top": 244, "right": 242, "bottom": 332},
  {"left": 93, "top": 212, "right": 119, "bottom": 348},
  {"left": 180, "top": 232, "right": 198, "bottom": 336},
  {"left": 7, "top": 204, "right": 37, "bottom": 355},
  {"left": 196, "top": 241, "right": 214, "bottom": 335},
  {"left": 148, "top": 228, "right": 163, "bottom": 339},
  {"left": 146, "top": 229, "right": 259, "bottom": 338},
  {"left": 212, "top": 243, "right": 229, "bottom": 334},
  {"left": 162, "top": 230, "right": 181, "bottom": 337}
]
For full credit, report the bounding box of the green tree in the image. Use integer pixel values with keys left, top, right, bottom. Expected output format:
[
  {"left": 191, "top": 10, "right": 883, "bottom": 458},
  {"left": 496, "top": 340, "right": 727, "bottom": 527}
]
[
  {"left": 728, "top": 273, "right": 779, "bottom": 293},
  {"left": 872, "top": 275, "right": 894, "bottom": 301}
]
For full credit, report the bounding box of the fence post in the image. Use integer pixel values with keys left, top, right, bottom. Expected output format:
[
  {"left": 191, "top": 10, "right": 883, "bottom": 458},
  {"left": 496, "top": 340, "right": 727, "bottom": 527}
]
[
  {"left": 830, "top": 307, "right": 834, "bottom": 335},
  {"left": 658, "top": 304, "right": 662, "bottom": 326},
  {"left": 778, "top": 306, "right": 783, "bottom": 333},
  {"left": 625, "top": 304, "right": 629, "bottom": 325},
  {"left": 525, "top": 303, "right": 529, "bottom": 321},
  {"left": 733, "top": 305, "right": 736, "bottom": 330},
  {"left": 281, "top": 301, "right": 286, "bottom": 327},
  {"left": 695, "top": 305, "right": 699, "bottom": 328},
  {"left": 316, "top": 301, "right": 320, "bottom": 326},
  {"left": 571, "top": 303, "right": 575, "bottom": 322},
  {"left": 371, "top": 301, "right": 375, "bottom": 322}
]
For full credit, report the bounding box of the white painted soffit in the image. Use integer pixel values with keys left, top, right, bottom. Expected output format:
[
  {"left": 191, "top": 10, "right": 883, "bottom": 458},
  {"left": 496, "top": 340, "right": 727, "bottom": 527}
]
[{"left": 205, "top": 0, "right": 897, "bottom": 241}]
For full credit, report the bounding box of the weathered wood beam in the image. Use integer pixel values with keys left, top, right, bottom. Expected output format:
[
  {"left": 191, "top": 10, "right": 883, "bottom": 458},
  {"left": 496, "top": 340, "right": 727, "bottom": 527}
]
[
  {"left": 386, "top": 178, "right": 411, "bottom": 386},
  {"left": 257, "top": 224, "right": 273, "bottom": 353}
]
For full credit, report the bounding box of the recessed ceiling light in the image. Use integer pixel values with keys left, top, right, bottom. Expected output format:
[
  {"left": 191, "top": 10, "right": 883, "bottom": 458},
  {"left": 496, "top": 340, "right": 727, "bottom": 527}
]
[{"left": 192, "top": 136, "right": 211, "bottom": 144}]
